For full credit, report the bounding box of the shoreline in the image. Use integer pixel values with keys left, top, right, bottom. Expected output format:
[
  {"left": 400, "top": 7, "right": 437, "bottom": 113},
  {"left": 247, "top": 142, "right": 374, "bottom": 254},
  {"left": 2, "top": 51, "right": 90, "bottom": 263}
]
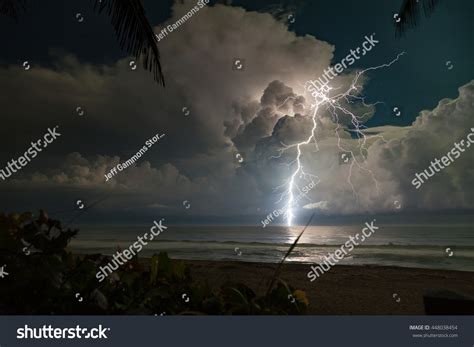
[
  {"left": 177, "top": 259, "right": 474, "bottom": 314},
  {"left": 89, "top": 253, "right": 474, "bottom": 314}
]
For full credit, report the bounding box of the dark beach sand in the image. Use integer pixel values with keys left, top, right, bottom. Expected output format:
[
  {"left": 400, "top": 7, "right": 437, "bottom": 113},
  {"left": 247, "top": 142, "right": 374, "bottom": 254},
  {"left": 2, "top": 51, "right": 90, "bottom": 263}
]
[{"left": 181, "top": 260, "right": 474, "bottom": 315}]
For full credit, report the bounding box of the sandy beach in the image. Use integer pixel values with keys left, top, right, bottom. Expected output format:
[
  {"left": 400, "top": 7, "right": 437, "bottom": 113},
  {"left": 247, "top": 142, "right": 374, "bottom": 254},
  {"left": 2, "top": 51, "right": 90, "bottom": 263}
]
[{"left": 182, "top": 259, "right": 474, "bottom": 315}]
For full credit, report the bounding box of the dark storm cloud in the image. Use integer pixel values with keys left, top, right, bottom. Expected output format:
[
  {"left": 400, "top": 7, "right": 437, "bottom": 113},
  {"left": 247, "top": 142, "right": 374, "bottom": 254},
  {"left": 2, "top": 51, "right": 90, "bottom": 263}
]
[
  {"left": 0, "top": 1, "right": 335, "bottom": 217},
  {"left": 0, "top": 0, "right": 472, "bottom": 220}
]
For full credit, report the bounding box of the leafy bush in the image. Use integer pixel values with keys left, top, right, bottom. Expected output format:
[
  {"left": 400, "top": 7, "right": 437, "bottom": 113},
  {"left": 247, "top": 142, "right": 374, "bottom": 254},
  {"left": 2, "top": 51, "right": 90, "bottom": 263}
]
[{"left": 0, "top": 211, "right": 308, "bottom": 315}]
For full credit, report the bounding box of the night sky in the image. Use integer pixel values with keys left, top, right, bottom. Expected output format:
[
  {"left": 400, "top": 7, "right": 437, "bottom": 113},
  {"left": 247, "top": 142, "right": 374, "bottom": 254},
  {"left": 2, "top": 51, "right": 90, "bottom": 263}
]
[{"left": 0, "top": 0, "right": 472, "bottom": 225}]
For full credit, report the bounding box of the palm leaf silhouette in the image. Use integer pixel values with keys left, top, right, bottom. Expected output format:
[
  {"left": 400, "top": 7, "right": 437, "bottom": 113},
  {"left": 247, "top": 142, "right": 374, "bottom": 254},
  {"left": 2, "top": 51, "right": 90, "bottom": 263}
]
[
  {"left": 395, "top": 0, "right": 440, "bottom": 36},
  {"left": 0, "top": 0, "right": 165, "bottom": 86},
  {"left": 93, "top": 0, "right": 165, "bottom": 86},
  {"left": 0, "top": 0, "right": 27, "bottom": 20}
]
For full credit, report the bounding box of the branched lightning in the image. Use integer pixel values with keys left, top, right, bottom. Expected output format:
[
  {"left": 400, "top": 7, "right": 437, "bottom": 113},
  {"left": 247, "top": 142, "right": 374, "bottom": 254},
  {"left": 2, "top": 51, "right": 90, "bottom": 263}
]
[{"left": 273, "top": 52, "right": 406, "bottom": 226}]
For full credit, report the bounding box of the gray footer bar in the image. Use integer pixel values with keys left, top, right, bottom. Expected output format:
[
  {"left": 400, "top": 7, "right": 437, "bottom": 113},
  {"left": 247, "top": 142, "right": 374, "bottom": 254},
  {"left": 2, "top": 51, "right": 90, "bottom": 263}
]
[{"left": 0, "top": 316, "right": 472, "bottom": 347}]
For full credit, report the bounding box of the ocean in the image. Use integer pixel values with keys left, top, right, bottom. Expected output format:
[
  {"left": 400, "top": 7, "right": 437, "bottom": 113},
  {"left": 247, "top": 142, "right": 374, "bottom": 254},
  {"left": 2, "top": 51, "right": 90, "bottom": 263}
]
[{"left": 69, "top": 221, "right": 474, "bottom": 272}]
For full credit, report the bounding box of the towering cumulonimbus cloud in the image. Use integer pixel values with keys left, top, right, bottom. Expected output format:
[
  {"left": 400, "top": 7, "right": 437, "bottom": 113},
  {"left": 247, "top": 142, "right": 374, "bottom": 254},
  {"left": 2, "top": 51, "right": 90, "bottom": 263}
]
[{"left": 0, "top": 1, "right": 472, "bottom": 218}]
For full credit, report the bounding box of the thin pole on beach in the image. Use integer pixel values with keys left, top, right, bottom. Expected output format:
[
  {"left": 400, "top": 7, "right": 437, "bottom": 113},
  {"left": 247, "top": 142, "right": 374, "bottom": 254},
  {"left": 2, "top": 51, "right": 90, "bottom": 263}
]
[
  {"left": 63, "top": 193, "right": 113, "bottom": 229},
  {"left": 265, "top": 212, "right": 315, "bottom": 295}
]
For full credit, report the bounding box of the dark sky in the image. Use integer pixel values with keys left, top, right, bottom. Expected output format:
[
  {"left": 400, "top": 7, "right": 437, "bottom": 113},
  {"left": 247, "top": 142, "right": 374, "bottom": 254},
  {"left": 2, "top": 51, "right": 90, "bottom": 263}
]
[
  {"left": 2, "top": 0, "right": 472, "bottom": 125},
  {"left": 0, "top": 0, "right": 472, "bottom": 225}
]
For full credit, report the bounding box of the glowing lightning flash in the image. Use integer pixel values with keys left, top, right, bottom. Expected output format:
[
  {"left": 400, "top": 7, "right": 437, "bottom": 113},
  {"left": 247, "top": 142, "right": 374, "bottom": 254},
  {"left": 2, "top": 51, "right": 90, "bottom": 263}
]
[{"left": 278, "top": 52, "right": 406, "bottom": 226}]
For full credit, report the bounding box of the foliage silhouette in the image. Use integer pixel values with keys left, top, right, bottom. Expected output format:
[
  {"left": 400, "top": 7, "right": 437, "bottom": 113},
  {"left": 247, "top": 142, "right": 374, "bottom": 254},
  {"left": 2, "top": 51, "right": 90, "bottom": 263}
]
[
  {"left": 0, "top": 0, "right": 165, "bottom": 85},
  {"left": 0, "top": 211, "right": 308, "bottom": 315},
  {"left": 395, "top": 0, "right": 440, "bottom": 36}
]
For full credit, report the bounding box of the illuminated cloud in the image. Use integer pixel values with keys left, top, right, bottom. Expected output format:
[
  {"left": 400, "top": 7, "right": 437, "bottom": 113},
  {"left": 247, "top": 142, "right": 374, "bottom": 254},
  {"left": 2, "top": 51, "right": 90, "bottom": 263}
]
[{"left": 0, "top": 1, "right": 472, "bottom": 220}]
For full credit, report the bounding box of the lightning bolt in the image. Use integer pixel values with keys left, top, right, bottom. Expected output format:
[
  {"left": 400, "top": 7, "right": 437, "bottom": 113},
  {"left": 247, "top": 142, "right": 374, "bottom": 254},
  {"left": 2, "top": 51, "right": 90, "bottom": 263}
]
[{"left": 275, "top": 52, "right": 405, "bottom": 226}]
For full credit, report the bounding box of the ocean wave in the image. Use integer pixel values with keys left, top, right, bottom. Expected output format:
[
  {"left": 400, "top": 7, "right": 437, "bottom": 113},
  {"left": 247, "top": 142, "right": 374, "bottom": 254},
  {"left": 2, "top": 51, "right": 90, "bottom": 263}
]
[{"left": 71, "top": 238, "right": 474, "bottom": 250}]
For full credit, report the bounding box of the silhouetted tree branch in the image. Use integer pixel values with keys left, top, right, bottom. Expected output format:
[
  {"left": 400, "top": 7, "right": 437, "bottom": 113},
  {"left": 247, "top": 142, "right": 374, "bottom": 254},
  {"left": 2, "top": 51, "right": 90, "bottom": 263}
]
[
  {"left": 395, "top": 0, "right": 439, "bottom": 36},
  {"left": 0, "top": 0, "right": 165, "bottom": 86}
]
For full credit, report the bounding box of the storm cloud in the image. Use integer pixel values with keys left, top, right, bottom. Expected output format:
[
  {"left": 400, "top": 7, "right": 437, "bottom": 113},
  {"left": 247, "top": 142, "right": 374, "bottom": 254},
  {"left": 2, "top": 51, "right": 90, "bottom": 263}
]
[{"left": 0, "top": 0, "right": 472, "bottom": 222}]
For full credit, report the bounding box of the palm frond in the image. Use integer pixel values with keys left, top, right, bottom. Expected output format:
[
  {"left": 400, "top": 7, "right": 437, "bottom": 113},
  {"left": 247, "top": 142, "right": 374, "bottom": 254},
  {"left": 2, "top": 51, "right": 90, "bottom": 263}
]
[
  {"left": 0, "top": 0, "right": 27, "bottom": 21},
  {"left": 93, "top": 0, "right": 165, "bottom": 86},
  {"left": 395, "top": 0, "right": 440, "bottom": 36}
]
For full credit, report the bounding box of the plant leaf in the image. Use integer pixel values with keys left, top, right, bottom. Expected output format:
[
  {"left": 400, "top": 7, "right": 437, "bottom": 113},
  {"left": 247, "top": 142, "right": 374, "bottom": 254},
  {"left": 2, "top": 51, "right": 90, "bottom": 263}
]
[
  {"left": 395, "top": 0, "right": 439, "bottom": 36},
  {"left": 0, "top": 0, "right": 27, "bottom": 21},
  {"left": 93, "top": 0, "right": 165, "bottom": 86}
]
